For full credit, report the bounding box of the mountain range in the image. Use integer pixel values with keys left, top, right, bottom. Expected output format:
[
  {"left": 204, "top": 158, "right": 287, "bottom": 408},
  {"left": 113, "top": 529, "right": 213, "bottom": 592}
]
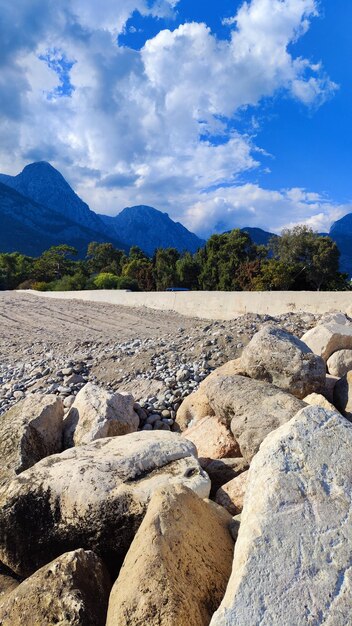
[
  {"left": 0, "top": 161, "right": 351, "bottom": 275},
  {"left": 0, "top": 162, "right": 204, "bottom": 257}
]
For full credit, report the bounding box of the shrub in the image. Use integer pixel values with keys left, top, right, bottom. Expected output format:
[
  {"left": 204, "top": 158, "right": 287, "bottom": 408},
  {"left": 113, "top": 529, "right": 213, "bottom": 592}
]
[{"left": 93, "top": 272, "right": 120, "bottom": 289}]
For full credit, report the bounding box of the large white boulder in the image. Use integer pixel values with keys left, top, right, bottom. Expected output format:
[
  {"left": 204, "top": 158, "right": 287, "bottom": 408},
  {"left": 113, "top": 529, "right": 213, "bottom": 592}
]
[
  {"left": 0, "top": 431, "right": 210, "bottom": 576},
  {"left": 241, "top": 326, "right": 326, "bottom": 399},
  {"left": 63, "top": 382, "right": 139, "bottom": 447},
  {"left": 204, "top": 375, "right": 305, "bottom": 461},
  {"left": 0, "top": 394, "right": 63, "bottom": 496},
  {"left": 301, "top": 322, "right": 352, "bottom": 361},
  {"left": 211, "top": 406, "right": 352, "bottom": 625}
]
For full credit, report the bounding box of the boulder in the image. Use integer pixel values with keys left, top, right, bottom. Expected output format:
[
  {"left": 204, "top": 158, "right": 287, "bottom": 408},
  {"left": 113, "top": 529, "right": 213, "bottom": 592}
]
[
  {"left": 0, "top": 549, "right": 110, "bottom": 626},
  {"left": 318, "top": 312, "right": 349, "bottom": 326},
  {"left": 327, "top": 349, "right": 352, "bottom": 377},
  {"left": 303, "top": 392, "right": 338, "bottom": 413},
  {"left": 210, "top": 406, "right": 352, "bottom": 626},
  {"left": 301, "top": 322, "right": 352, "bottom": 361},
  {"left": 183, "top": 415, "right": 241, "bottom": 459},
  {"left": 0, "top": 394, "right": 63, "bottom": 496},
  {"left": 240, "top": 326, "right": 326, "bottom": 399},
  {"left": 176, "top": 360, "right": 246, "bottom": 432},
  {"left": 106, "top": 485, "right": 234, "bottom": 626},
  {"left": 215, "top": 470, "right": 249, "bottom": 515},
  {"left": 0, "top": 431, "right": 210, "bottom": 576},
  {"left": 63, "top": 382, "right": 139, "bottom": 448},
  {"left": 325, "top": 373, "right": 339, "bottom": 403},
  {"left": 204, "top": 375, "right": 305, "bottom": 462},
  {"left": 176, "top": 387, "right": 213, "bottom": 432},
  {"left": 200, "top": 458, "right": 249, "bottom": 499},
  {"left": 0, "top": 564, "right": 19, "bottom": 600},
  {"left": 333, "top": 371, "right": 352, "bottom": 420}
]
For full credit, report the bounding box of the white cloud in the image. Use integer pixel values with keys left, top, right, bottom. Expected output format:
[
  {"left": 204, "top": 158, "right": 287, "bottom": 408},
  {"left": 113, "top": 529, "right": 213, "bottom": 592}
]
[{"left": 0, "top": 0, "right": 342, "bottom": 237}]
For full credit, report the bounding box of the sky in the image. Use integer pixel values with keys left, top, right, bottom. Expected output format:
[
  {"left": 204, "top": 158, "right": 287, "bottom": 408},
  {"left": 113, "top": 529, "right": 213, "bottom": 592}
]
[{"left": 1, "top": 0, "right": 351, "bottom": 237}]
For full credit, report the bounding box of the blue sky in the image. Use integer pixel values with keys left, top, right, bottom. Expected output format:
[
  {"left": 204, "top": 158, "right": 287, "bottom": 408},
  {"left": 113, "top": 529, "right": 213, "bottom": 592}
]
[{"left": 0, "top": 0, "right": 351, "bottom": 236}]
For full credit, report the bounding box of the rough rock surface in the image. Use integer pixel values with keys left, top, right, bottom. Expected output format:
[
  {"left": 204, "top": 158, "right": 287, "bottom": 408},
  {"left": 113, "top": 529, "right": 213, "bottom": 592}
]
[
  {"left": 106, "top": 486, "right": 234, "bottom": 626},
  {"left": 0, "top": 394, "right": 63, "bottom": 496},
  {"left": 175, "top": 387, "right": 213, "bottom": 432},
  {"left": 63, "top": 382, "right": 139, "bottom": 447},
  {"left": 0, "top": 431, "right": 210, "bottom": 576},
  {"left": 327, "top": 349, "right": 352, "bottom": 377},
  {"left": 325, "top": 374, "right": 339, "bottom": 403},
  {"left": 215, "top": 471, "right": 249, "bottom": 515},
  {"left": 301, "top": 322, "right": 352, "bottom": 361},
  {"left": 204, "top": 375, "right": 305, "bottom": 461},
  {"left": 241, "top": 326, "right": 326, "bottom": 399},
  {"left": 175, "top": 360, "right": 246, "bottom": 432},
  {"left": 200, "top": 458, "right": 249, "bottom": 499},
  {"left": 303, "top": 392, "right": 338, "bottom": 412},
  {"left": 0, "top": 549, "right": 111, "bottom": 626},
  {"left": 210, "top": 406, "right": 352, "bottom": 626},
  {"left": 0, "top": 564, "right": 19, "bottom": 600},
  {"left": 183, "top": 415, "right": 241, "bottom": 459},
  {"left": 333, "top": 371, "right": 352, "bottom": 420}
]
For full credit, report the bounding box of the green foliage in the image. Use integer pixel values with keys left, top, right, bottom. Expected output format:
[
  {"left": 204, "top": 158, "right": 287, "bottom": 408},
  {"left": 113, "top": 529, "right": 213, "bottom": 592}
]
[
  {"left": 0, "top": 227, "right": 349, "bottom": 292},
  {"left": 93, "top": 272, "right": 121, "bottom": 289},
  {"left": 33, "top": 245, "right": 78, "bottom": 282},
  {"left": 153, "top": 248, "right": 180, "bottom": 291},
  {"left": 87, "top": 242, "right": 125, "bottom": 275},
  {"left": 196, "top": 230, "right": 259, "bottom": 290}
]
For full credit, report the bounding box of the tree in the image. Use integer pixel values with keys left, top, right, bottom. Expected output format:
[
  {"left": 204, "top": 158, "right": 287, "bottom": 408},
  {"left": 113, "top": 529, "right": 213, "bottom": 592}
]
[
  {"left": 176, "top": 252, "right": 201, "bottom": 289},
  {"left": 87, "top": 242, "right": 125, "bottom": 275},
  {"left": 197, "top": 230, "right": 258, "bottom": 290},
  {"left": 153, "top": 248, "right": 180, "bottom": 291},
  {"left": 0, "top": 253, "right": 34, "bottom": 290},
  {"left": 33, "top": 245, "right": 77, "bottom": 282},
  {"left": 122, "top": 258, "right": 155, "bottom": 291},
  {"left": 271, "top": 226, "right": 348, "bottom": 290}
]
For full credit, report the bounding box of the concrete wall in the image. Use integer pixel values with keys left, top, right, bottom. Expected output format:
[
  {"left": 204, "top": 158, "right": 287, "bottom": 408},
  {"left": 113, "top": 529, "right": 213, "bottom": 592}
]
[{"left": 23, "top": 289, "right": 352, "bottom": 320}]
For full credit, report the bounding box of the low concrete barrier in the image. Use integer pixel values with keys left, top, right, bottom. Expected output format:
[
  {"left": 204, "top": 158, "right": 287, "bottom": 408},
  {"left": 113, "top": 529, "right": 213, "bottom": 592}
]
[{"left": 22, "top": 289, "right": 352, "bottom": 320}]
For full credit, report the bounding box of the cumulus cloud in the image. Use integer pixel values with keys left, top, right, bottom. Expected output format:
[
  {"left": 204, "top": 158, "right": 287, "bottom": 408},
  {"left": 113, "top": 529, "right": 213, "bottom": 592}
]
[{"left": 0, "top": 0, "right": 342, "bottom": 236}]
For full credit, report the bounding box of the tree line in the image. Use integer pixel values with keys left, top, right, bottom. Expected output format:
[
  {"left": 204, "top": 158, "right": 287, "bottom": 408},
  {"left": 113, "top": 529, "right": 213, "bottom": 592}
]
[{"left": 0, "top": 226, "right": 349, "bottom": 292}]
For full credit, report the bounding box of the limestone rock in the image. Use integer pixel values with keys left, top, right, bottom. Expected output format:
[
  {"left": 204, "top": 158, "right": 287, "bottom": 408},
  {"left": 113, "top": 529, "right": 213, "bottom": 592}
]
[
  {"left": 200, "top": 458, "right": 249, "bottom": 499},
  {"left": 63, "top": 382, "right": 139, "bottom": 447},
  {"left": 303, "top": 392, "right": 338, "bottom": 413},
  {"left": 106, "top": 485, "right": 234, "bottom": 626},
  {"left": 176, "top": 387, "right": 213, "bottom": 431},
  {"left": 333, "top": 371, "right": 352, "bottom": 420},
  {"left": 0, "top": 431, "right": 210, "bottom": 576},
  {"left": 0, "top": 394, "right": 63, "bottom": 496},
  {"left": 215, "top": 470, "right": 249, "bottom": 515},
  {"left": 183, "top": 415, "right": 241, "bottom": 459},
  {"left": 176, "top": 359, "right": 246, "bottom": 432},
  {"left": 327, "top": 349, "right": 352, "bottom": 377},
  {"left": 0, "top": 549, "right": 110, "bottom": 626},
  {"left": 241, "top": 326, "right": 326, "bottom": 399},
  {"left": 318, "top": 312, "right": 349, "bottom": 326},
  {"left": 210, "top": 406, "right": 352, "bottom": 626},
  {"left": 0, "top": 564, "right": 19, "bottom": 600},
  {"left": 205, "top": 375, "right": 305, "bottom": 462},
  {"left": 325, "top": 373, "right": 339, "bottom": 403},
  {"left": 301, "top": 322, "right": 352, "bottom": 361}
]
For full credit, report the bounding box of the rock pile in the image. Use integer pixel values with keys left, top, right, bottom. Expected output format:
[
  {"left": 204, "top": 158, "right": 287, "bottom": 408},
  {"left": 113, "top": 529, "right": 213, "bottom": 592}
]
[{"left": 1, "top": 311, "right": 352, "bottom": 624}]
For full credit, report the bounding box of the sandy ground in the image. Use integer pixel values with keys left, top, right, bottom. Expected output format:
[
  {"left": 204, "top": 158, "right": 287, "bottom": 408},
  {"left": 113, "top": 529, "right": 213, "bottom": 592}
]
[{"left": 0, "top": 291, "right": 321, "bottom": 414}]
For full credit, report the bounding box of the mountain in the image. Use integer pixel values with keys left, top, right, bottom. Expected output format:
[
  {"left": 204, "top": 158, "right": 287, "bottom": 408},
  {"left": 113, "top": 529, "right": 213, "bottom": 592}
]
[
  {"left": 101, "top": 205, "right": 204, "bottom": 255},
  {"left": 0, "top": 161, "right": 116, "bottom": 240},
  {"left": 329, "top": 214, "right": 352, "bottom": 276},
  {"left": 0, "top": 182, "right": 128, "bottom": 257},
  {"left": 241, "top": 227, "right": 276, "bottom": 246}
]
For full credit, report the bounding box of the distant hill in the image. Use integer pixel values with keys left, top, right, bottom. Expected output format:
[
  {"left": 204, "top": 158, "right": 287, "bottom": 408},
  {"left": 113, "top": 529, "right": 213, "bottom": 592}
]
[
  {"left": 241, "top": 227, "right": 276, "bottom": 247},
  {"left": 101, "top": 205, "right": 204, "bottom": 255},
  {"left": 329, "top": 214, "right": 352, "bottom": 276},
  {"left": 0, "top": 182, "right": 129, "bottom": 257}
]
